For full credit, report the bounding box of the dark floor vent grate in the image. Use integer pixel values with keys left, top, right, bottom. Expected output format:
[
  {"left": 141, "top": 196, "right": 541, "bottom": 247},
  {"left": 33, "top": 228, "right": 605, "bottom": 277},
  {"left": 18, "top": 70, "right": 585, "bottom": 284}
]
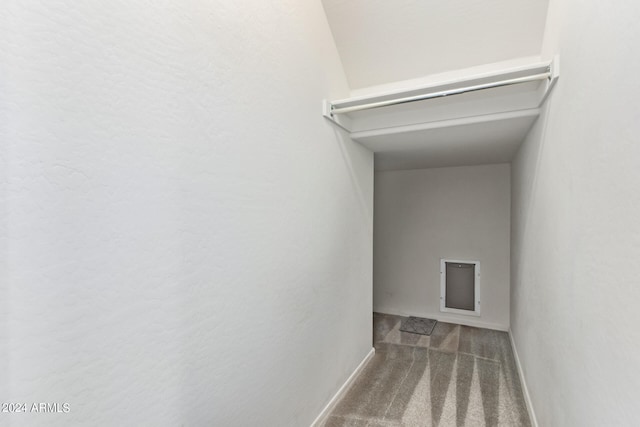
[{"left": 399, "top": 316, "right": 437, "bottom": 336}]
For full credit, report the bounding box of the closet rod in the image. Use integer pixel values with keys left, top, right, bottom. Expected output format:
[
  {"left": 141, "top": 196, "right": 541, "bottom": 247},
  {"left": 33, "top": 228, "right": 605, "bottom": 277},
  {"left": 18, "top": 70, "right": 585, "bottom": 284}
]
[{"left": 330, "top": 71, "right": 551, "bottom": 115}]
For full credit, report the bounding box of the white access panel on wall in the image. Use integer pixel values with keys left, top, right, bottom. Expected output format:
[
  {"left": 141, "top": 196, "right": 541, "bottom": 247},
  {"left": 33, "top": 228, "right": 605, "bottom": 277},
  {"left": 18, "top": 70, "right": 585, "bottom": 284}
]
[{"left": 440, "top": 259, "right": 481, "bottom": 316}]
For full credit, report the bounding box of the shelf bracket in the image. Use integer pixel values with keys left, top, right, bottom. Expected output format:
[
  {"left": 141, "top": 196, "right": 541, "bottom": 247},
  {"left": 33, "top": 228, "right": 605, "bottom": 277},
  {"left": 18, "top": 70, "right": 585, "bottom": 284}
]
[
  {"left": 539, "top": 55, "right": 560, "bottom": 106},
  {"left": 322, "top": 99, "right": 352, "bottom": 132}
]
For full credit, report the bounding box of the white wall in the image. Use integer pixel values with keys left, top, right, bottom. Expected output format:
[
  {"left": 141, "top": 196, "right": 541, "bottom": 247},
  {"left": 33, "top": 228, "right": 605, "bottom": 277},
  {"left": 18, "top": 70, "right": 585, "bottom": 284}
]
[
  {"left": 511, "top": 0, "right": 640, "bottom": 425},
  {"left": 0, "top": 2, "right": 373, "bottom": 426},
  {"left": 374, "top": 164, "right": 511, "bottom": 330},
  {"left": 322, "top": 0, "right": 548, "bottom": 89}
]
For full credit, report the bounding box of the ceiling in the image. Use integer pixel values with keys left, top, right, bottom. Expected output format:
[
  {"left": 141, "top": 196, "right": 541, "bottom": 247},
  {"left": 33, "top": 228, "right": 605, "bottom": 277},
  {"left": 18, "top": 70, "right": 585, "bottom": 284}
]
[
  {"left": 322, "top": 0, "right": 550, "bottom": 90},
  {"left": 361, "top": 112, "right": 539, "bottom": 171}
]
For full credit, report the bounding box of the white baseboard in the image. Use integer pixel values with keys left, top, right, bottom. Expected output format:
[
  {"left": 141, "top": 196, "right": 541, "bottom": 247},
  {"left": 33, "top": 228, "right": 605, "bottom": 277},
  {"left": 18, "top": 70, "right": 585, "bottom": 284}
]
[
  {"left": 310, "top": 347, "right": 375, "bottom": 427},
  {"left": 508, "top": 330, "right": 539, "bottom": 427},
  {"left": 374, "top": 308, "right": 509, "bottom": 332}
]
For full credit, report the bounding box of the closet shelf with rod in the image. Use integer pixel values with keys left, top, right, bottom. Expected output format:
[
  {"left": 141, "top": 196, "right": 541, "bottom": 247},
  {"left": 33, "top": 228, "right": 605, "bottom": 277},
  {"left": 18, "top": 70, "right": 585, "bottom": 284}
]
[{"left": 322, "top": 57, "right": 559, "bottom": 171}]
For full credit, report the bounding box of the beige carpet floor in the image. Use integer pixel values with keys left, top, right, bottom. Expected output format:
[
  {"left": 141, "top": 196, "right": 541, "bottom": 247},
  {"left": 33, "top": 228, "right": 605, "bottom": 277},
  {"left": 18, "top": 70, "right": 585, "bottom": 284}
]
[{"left": 321, "top": 313, "right": 531, "bottom": 427}]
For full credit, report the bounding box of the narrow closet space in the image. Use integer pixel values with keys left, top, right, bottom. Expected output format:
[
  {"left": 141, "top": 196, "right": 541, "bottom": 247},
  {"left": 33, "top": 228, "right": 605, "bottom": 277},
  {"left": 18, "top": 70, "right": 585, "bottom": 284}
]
[
  {"left": 317, "top": 60, "right": 558, "bottom": 426},
  {"left": 325, "top": 59, "right": 558, "bottom": 328}
]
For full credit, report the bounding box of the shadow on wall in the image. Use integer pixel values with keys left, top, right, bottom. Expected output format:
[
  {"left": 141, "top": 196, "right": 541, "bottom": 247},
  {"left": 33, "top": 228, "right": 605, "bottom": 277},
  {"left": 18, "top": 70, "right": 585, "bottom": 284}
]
[
  {"left": 510, "top": 84, "right": 557, "bottom": 316},
  {"left": 332, "top": 127, "right": 374, "bottom": 227},
  {"left": 513, "top": 90, "right": 556, "bottom": 247}
]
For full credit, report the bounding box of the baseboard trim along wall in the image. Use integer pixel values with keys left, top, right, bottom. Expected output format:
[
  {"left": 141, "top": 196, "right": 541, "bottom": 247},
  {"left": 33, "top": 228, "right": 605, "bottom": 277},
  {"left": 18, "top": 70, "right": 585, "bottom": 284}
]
[
  {"left": 310, "top": 347, "right": 376, "bottom": 427},
  {"left": 374, "top": 308, "right": 509, "bottom": 332},
  {"left": 508, "top": 330, "right": 539, "bottom": 427}
]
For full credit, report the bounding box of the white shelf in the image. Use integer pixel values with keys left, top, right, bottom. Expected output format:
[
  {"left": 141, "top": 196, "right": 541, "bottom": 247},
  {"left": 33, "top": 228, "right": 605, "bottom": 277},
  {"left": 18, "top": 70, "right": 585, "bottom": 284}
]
[{"left": 323, "top": 58, "right": 559, "bottom": 170}]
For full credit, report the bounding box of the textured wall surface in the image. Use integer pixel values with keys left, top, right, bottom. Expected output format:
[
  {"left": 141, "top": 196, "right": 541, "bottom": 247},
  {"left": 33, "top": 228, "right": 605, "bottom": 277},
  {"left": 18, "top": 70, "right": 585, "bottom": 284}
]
[
  {"left": 0, "top": 1, "right": 374, "bottom": 426},
  {"left": 374, "top": 164, "right": 511, "bottom": 330},
  {"left": 322, "top": 0, "right": 548, "bottom": 89},
  {"left": 510, "top": 0, "right": 640, "bottom": 425}
]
